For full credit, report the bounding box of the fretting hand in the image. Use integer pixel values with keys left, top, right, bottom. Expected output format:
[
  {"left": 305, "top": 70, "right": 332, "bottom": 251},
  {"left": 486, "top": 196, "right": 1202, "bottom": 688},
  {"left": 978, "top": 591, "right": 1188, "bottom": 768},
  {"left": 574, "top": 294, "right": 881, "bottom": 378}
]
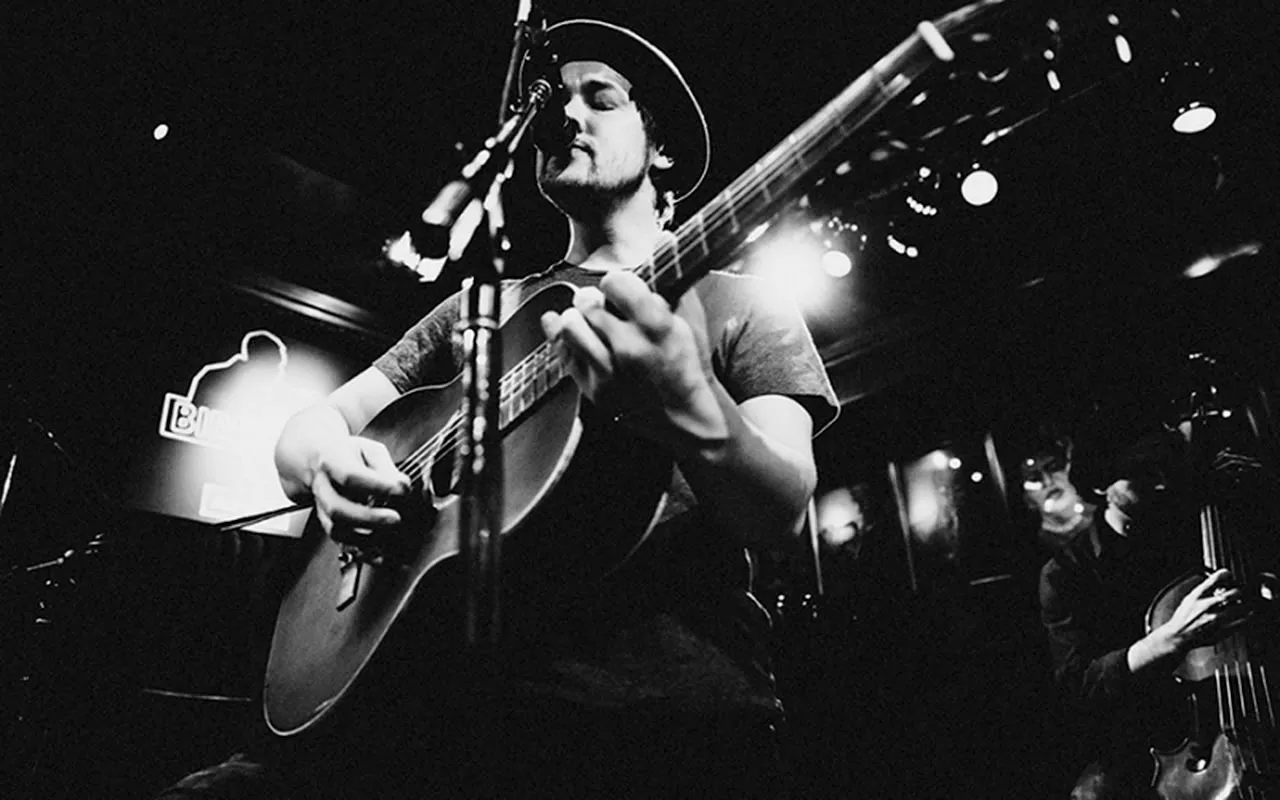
[
  {"left": 539, "top": 270, "right": 726, "bottom": 446},
  {"left": 1153, "top": 568, "right": 1253, "bottom": 654}
]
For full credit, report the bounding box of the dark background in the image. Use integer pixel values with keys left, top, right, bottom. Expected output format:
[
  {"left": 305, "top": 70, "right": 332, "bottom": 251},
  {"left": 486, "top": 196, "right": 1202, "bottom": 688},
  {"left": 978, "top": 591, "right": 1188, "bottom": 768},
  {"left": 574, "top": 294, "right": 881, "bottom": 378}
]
[{"left": 3, "top": 0, "right": 1279, "bottom": 797}]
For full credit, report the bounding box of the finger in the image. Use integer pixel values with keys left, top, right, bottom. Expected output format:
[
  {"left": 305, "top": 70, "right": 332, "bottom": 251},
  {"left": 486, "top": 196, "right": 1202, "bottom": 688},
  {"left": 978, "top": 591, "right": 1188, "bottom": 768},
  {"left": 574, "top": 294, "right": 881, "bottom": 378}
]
[
  {"left": 359, "top": 440, "right": 411, "bottom": 495},
  {"left": 314, "top": 471, "right": 403, "bottom": 529},
  {"left": 315, "top": 500, "right": 335, "bottom": 535},
  {"left": 1193, "top": 568, "right": 1234, "bottom": 598},
  {"left": 557, "top": 307, "right": 614, "bottom": 376},
  {"left": 540, "top": 310, "right": 565, "bottom": 340},
  {"left": 329, "top": 463, "right": 409, "bottom": 501},
  {"left": 580, "top": 303, "right": 653, "bottom": 364},
  {"left": 600, "top": 271, "right": 671, "bottom": 334},
  {"left": 329, "top": 492, "right": 403, "bottom": 529},
  {"left": 572, "top": 285, "right": 606, "bottom": 313}
]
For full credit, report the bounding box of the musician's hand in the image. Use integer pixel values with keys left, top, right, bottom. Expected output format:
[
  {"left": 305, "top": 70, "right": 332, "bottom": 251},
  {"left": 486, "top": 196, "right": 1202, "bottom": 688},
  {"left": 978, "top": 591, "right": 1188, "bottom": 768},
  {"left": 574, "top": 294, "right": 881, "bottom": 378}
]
[
  {"left": 309, "top": 436, "right": 411, "bottom": 538},
  {"left": 1155, "top": 568, "right": 1253, "bottom": 654},
  {"left": 540, "top": 271, "right": 725, "bottom": 443}
]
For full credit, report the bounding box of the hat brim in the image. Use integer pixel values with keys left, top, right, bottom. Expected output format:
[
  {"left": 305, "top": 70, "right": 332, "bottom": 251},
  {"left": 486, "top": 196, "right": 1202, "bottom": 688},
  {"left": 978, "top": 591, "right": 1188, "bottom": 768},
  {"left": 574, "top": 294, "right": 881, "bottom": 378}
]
[{"left": 519, "top": 19, "right": 711, "bottom": 203}]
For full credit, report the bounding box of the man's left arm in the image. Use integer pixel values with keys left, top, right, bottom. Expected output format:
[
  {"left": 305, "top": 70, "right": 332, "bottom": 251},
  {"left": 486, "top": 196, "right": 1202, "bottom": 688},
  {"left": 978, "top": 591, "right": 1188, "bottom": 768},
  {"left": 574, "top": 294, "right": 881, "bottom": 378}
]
[
  {"left": 541, "top": 269, "right": 829, "bottom": 550},
  {"left": 672, "top": 382, "right": 818, "bottom": 548}
]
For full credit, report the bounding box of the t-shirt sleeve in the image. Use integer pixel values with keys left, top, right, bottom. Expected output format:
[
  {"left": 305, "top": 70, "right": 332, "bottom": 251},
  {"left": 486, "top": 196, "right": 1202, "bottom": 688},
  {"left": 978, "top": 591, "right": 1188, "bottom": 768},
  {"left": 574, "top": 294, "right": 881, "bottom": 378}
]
[
  {"left": 699, "top": 272, "right": 839, "bottom": 436},
  {"left": 372, "top": 292, "right": 464, "bottom": 392}
]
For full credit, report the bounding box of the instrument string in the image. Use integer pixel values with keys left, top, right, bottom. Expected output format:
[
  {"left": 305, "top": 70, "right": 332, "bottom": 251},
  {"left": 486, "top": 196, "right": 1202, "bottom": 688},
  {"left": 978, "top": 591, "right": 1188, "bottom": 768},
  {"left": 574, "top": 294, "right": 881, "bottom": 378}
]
[
  {"left": 390, "top": 339, "right": 560, "bottom": 487},
  {"left": 644, "top": 39, "right": 924, "bottom": 297},
  {"left": 1200, "top": 473, "right": 1278, "bottom": 785}
]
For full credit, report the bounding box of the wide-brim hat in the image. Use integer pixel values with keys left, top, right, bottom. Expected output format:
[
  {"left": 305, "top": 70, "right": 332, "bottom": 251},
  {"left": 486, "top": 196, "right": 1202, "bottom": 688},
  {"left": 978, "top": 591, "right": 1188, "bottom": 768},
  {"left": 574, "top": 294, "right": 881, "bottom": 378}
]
[{"left": 519, "top": 18, "right": 711, "bottom": 203}]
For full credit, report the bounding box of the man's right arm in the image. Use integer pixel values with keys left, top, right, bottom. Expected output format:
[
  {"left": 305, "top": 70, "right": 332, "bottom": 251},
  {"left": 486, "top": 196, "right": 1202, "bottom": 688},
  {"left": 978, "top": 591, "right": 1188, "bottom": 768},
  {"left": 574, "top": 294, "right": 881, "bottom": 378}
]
[{"left": 274, "top": 366, "right": 410, "bottom": 533}]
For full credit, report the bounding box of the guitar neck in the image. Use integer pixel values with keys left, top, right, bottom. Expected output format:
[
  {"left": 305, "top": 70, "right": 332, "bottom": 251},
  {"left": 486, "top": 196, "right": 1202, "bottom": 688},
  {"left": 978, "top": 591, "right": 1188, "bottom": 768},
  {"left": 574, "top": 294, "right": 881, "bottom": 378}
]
[{"left": 637, "top": 0, "right": 1009, "bottom": 304}]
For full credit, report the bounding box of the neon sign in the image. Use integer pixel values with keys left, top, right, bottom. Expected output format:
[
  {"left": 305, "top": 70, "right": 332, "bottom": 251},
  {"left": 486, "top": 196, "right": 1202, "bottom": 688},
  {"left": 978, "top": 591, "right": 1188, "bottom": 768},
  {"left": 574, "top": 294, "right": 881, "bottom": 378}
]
[
  {"left": 159, "top": 330, "right": 289, "bottom": 449},
  {"left": 148, "top": 330, "right": 339, "bottom": 534}
]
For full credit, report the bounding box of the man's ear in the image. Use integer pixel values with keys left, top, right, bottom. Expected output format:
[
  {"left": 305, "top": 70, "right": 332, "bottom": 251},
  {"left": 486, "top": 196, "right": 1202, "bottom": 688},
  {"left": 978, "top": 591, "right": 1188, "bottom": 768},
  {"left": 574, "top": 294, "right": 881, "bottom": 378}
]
[{"left": 652, "top": 148, "right": 675, "bottom": 172}]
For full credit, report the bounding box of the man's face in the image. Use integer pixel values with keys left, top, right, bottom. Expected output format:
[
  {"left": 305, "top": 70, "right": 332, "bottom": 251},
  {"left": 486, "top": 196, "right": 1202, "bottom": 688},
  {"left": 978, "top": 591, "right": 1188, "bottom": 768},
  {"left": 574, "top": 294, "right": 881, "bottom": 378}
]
[
  {"left": 1021, "top": 453, "right": 1076, "bottom": 515},
  {"left": 536, "top": 60, "right": 661, "bottom": 212}
]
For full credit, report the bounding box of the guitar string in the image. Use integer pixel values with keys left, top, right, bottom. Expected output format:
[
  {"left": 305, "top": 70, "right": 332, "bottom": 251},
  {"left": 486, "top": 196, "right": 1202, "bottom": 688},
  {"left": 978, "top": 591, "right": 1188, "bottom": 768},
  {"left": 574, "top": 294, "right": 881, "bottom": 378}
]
[
  {"left": 649, "top": 99, "right": 864, "bottom": 293},
  {"left": 391, "top": 341, "right": 559, "bottom": 485},
  {"left": 1204, "top": 497, "right": 1276, "bottom": 775},
  {"left": 1260, "top": 663, "right": 1277, "bottom": 775},
  {"left": 644, "top": 22, "right": 935, "bottom": 295}
]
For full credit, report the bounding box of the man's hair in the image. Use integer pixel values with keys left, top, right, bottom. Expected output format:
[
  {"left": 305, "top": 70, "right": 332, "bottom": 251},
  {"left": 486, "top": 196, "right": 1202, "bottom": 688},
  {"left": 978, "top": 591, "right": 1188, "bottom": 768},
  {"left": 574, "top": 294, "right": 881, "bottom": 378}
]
[{"left": 636, "top": 99, "right": 677, "bottom": 228}]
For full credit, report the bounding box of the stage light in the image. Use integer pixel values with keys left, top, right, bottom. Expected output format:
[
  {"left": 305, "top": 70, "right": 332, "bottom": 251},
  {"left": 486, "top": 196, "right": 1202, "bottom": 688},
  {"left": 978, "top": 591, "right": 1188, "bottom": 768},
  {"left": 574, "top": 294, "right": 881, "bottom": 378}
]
[
  {"left": 1181, "top": 241, "right": 1262, "bottom": 279},
  {"left": 748, "top": 228, "right": 829, "bottom": 310},
  {"left": 153, "top": 123, "right": 170, "bottom": 141},
  {"left": 1160, "top": 61, "right": 1218, "bottom": 134},
  {"left": 1105, "top": 12, "right": 1133, "bottom": 64},
  {"left": 905, "top": 166, "right": 942, "bottom": 217},
  {"left": 886, "top": 231, "right": 919, "bottom": 259},
  {"left": 1114, "top": 35, "right": 1132, "bottom": 64},
  {"left": 1171, "top": 103, "right": 1216, "bottom": 134},
  {"left": 960, "top": 166, "right": 999, "bottom": 206},
  {"left": 821, "top": 249, "right": 852, "bottom": 278}
]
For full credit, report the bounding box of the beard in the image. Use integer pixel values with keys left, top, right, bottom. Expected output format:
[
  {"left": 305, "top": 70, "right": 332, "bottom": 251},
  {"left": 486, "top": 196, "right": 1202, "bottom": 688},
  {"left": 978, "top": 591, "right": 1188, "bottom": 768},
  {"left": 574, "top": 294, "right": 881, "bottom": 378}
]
[{"left": 537, "top": 149, "right": 652, "bottom": 220}]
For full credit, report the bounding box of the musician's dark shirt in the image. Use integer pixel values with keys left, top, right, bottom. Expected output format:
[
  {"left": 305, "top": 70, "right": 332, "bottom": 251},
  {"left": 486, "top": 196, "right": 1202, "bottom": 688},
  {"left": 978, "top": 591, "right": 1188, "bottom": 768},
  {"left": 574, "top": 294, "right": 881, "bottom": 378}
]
[{"left": 1039, "top": 514, "right": 1194, "bottom": 793}]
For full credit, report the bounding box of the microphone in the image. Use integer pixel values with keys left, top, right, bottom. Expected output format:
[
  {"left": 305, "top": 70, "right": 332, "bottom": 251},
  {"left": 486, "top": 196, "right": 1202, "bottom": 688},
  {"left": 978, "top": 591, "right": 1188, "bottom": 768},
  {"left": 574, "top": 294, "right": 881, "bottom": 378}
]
[
  {"left": 384, "top": 6, "right": 563, "bottom": 272},
  {"left": 532, "top": 87, "right": 572, "bottom": 153}
]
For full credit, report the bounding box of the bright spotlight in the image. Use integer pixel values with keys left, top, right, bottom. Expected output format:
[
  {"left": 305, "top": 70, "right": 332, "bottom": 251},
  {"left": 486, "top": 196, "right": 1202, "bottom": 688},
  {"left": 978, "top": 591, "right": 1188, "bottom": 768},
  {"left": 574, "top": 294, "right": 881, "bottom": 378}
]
[
  {"left": 886, "top": 232, "right": 919, "bottom": 259},
  {"left": 1172, "top": 102, "right": 1216, "bottom": 134},
  {"left": 749, "top": 230, "right": 830, "bottom": 310},
  {"left": 153, "top": 123, "right": 170, "bottom": 141},
  {"left": 821, "top": 249, "right": 852, "bottom": 278},
  {"left": 1161, "top": 61, "right": 1218, "bottom": 134},
  {"left": 1181, "top": 241, "right": 1262, "bottom": 278},
  {"left": 960, "top": 168, "right": 999, "bottom": 206},
  {"left": 1114, "top": 34, "right": 1132, "bottom": 64}
]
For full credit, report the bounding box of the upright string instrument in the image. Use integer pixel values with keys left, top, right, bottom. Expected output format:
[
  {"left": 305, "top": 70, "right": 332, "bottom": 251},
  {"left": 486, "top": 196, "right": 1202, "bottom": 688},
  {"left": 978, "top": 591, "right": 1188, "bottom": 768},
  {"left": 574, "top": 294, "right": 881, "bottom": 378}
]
[{"left": 1146, "top": 362, "right": 1280, "bottom": 799}]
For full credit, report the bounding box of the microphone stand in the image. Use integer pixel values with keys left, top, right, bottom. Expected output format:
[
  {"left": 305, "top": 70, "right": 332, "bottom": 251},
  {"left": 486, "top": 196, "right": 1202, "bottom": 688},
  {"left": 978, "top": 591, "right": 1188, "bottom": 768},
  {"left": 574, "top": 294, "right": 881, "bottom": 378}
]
[
  {"left": 419, "top": 21, "right": 553, "bottom": 652},
  {"left": 446, "top": 12, "right": 551, "bottom": 792}
]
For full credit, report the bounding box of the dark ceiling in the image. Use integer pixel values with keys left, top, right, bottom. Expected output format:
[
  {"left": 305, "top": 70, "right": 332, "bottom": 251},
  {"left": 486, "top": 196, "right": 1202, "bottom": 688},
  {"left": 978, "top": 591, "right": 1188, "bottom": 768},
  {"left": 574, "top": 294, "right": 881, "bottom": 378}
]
[{"left": 7, "top": 0, "right": 1280, "bottom": 422}]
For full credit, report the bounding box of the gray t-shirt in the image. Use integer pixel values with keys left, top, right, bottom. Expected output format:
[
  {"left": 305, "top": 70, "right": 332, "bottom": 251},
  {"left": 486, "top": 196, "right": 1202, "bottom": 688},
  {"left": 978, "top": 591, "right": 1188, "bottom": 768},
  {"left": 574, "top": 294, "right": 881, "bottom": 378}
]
[{"left": 374, "top": 262, "right": 837, "bottom": 715}]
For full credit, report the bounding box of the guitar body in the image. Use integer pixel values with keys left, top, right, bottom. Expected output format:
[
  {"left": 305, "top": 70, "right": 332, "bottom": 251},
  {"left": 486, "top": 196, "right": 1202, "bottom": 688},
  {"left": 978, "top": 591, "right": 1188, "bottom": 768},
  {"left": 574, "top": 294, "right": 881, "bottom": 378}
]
[{"left": 263, "top": 283, "right": 671, "bottom": 736}]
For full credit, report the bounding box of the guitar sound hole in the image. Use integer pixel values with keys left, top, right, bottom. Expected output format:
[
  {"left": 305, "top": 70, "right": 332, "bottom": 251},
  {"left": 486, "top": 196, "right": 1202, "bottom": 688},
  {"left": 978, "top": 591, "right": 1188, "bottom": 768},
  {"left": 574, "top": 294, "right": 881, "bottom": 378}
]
[{"left": 427, "top": 454, "right": 457, "bottom": 503}]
